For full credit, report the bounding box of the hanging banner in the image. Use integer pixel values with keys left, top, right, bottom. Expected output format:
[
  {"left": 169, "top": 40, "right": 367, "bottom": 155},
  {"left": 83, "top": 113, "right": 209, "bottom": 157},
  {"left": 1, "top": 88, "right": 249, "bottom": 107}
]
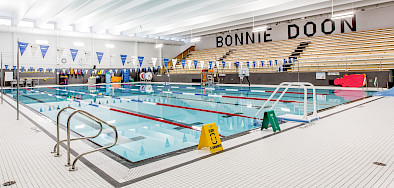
[
  {"left": 4, "top": 65, "right": 8, "bottom": 70},
  {"left": 228, "top": 61, "right": 232, "bottom": 69},
  {"left": 261, "top": 60, "right": 265, "bottom": 67},
  {"left": 70, "top": 49, "right": 78, "bottom": 62},
  {"left": 21, "top": 66, "right": 25, "bottom": 72},
  {"left": 96, "top": 52, "right": 104, "bottom": 64},
  {"left": 193, "top": 60, "right": 198, "bottom": 69},
  {"left": 164, "top": 58, "right": 169, "bottom": 68},
  {"left": 247, "top": 61, "right": 250, "bottom": 67},
  {"left": 120, "top": 54, "right": 127, "bottom": 66},
  {"left": 13, "top": 66, "right": 16, "bottom": 70},
  {"left": 152, "top": 57, "right": 157, "bottom": 67},
  {"left": 172, "top": 59, "right": 177, "bottom": 68},
  {"left": 18, "top": 42, "right": 29, "bottom": 56},
  {"left": 236, "top": 62, "right": 239, "bottom": 69},
  {"left": 209, "top": 61, "right": 212, "bottom": 69},
  {"left": 253, "top": 61, "right": 256, "bottom": 67},
  {"left": 216, "top": 61, "right": 220, "bottom": 69},
  {"left": 222, "top": 61, "right": 226, "bottom": 69},
  {"left": 200, "top": 61, "right": 204, "bottom": 69},
  {"left": 187, "top": 60, "right": 192, "bottom": 69},
  {"left": 30, "top": 44, "right": 38, "bottom": 56},
  {"left": 138, "top": 56, "right": 144, "bottom": 67},
  {"left": 181, "top": 59, "right": 186, "bottom": 69},
  {"left": 40, "top": 45, "right": 49, "bottom": 59}
]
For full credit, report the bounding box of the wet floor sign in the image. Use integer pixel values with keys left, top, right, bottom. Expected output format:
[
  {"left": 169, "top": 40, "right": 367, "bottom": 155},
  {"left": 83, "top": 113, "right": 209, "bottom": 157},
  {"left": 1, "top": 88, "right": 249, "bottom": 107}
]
[
  {"left": 261, "top": 110, "right": 281, "bottom": 132},
  {"left": 198, "top": 123, "right": 223, "bottom": 153}
]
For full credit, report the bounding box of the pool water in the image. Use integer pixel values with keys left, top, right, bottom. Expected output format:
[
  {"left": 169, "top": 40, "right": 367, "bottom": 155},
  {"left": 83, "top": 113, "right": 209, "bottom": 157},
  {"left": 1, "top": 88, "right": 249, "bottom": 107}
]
[{"left": 4, "top": 83, "right": 376, "bottom": 162}]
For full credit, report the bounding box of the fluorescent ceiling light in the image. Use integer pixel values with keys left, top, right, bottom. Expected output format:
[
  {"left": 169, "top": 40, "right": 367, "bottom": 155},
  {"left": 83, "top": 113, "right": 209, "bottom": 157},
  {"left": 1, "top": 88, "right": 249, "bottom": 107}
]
[
  {"left": 36, "top": 40, "right": 48, "bottom": 45},
  {"left": 105, "top": 44, "right": 115, "bottom": 48},
  {"left": 40, "top": 23, "right": 55, "bottom": 30},
  {"left": 252, "top": 26, "right": 267, "bottom": 32},
  {"left": 331, "top": 11, "right": 354, "bottom": 20},
  {"left": 17, "top": 21, "right": 34, "bottom": 28},
  {"left": 190, "top": 37, "right": 201, "bottom": 42},
  {"left": 73, "top": 42, "right": 84, "bottom": 47},
  {"left": 155, "top": 43, "right": 163, "bottom": 48},
  {"left": 0, "top": 19, "right": 11, "bottom": 26}
]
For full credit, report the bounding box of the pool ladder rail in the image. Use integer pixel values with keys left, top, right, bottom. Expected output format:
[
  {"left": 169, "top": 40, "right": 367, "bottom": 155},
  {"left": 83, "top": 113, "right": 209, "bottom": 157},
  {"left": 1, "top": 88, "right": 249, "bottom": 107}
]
[
  {"left": 254, "top": 82, "right": 319, "bottom": 123},
  {"left": 51, "top": 107, "right": 118, "bottom": 171}
]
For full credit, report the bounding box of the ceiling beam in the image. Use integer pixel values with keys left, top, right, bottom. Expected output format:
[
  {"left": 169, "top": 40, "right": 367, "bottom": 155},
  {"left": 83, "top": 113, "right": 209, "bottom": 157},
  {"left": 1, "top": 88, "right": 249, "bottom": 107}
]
[{"left": 13, "top": 0, "right": 38, "bottom": 26}]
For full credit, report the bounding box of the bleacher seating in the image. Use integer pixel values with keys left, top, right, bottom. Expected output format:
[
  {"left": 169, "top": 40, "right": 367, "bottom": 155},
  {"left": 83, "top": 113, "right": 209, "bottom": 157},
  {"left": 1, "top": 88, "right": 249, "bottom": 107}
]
[{"left": 172, "top": 27, "right": 394, "bottom": 73}]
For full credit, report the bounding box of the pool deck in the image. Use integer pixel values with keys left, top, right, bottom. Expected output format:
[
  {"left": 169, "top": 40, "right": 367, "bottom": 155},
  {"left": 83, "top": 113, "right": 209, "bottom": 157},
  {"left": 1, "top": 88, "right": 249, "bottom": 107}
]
[{"left": 0, "top": 84, "right": 392, "bottom": 187}]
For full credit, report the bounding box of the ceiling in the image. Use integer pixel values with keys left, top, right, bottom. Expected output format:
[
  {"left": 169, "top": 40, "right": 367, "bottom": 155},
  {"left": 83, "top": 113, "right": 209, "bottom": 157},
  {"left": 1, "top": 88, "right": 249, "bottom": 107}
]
[{"left": 0, "top": 0, "right": 392, "bottom": 41}]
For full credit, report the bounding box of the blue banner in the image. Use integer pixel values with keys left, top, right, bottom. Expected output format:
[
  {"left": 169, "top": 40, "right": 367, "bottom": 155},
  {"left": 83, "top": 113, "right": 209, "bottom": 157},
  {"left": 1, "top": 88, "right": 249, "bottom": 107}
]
[
  {"left": 131, "top": 68, "right": 135, "bottom": 73},
  {"left": 4, "top": 65, "right": 8, "bottom": 70},
  {"left": 138, "top": 56, "right": 144, "bottom": 67},
  {"left": 163, "top": 58, "right": 169, "bottom": 68},
  {"left": 96, "top": 52, "right": 104, "bottom": 64},
  {"left": 247, "top": 61, "right": 250, "bottom": 67},
  {"left": 261, "top": 61, "right": 264, "bottom": 67},
  {"left": 283, "top": 58, "right": 287, "bottom": 64},
  {"left": 269, "top": 60, "right": 272, "bottom": 66},
  {"left": 30, "top": 67, "right": 34, "bottom": 71},
  {"left": 193, "top": 60, "right": 198, "bottom": 69},
  {"left": 21, "top": 66, "right": 25, "bottom": 72},
  {"left": 120, "top": 54, "right": 127, "bottom": 66},
  {"left": 18, "top": 42, "right": 29, "bottom": 56},
  {"left": 181, "top": 60, "right": 185, "bottom": 69},
  {"left": 48, "top": 68, "right": 51, "bottom": 72},
  {"left": 137, "top": 68, "right": 140, "bottom": 72},
  {"left": 70, "top": 49, "right": 78, "bottom": 62},
  {"left": 13, "top": 66, "right": 16, "bottom": 70},
  {"left": 40, "top": 45, "right": 49, "bottom": 59},
  {"left": 236, "top": 62, "right": 239, "bottom": 69},
  {"left": 209, "top": 61, "right": 213, "bottom": 69},
  {"left": 275, "top": 60, "right": 278, "bottom": 66},
  {"left": 222, "top": 61, "right": 226, "bottom": 69},
  {"left": 253, "top": 61, "right": 256, "bottom": 67},
  {"left": 39, "top": 68, "right": 43, "bottom": 72}
]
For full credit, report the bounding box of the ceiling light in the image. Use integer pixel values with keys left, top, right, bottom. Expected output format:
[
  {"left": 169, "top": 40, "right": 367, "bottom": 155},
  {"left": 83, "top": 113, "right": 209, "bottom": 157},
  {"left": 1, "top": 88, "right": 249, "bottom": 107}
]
[
  {"left": 155, "top": 44, "right": 163, "bottom": 48},
  {"left": 36, "top": 40, "right": 48, "bottom": 45},
  {"left": 0, "top": 19, "right": 12, "bottom": 26},
  {"left": 190, "top": 37, "right": 201, "bottom": 42},
  {"left": 73, "top": 42, "right": 84, "bottom": 47},
  {"left": 252, "top": 26, "right": 267, "bottom": 32},
  {"left": 331, "top": 11, "right": 354, "bottom": 19},
  {"left": 105, "top": 44, "right": 115, "bottom": 48}
]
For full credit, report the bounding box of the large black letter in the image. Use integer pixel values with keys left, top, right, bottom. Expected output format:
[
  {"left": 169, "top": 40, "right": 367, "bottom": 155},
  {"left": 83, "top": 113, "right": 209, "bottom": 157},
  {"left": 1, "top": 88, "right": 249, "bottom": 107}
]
[
  {"left": 321, "top": 19, "right": 335, "bottom": 35},
  {"left": 225, "top": 35, "right": 233, "bottom": 46},
  {"left": 216, "top": 36, "right": 223, "bottom": 48},
  {"left": 341, "top": 15, "right": 356, "bottom": 33},
  {"left": 235, "top": 33, "right": 243, "bottom": 45},
  {"left": 246, "top": 32, "right": 254, "bottom": 44},
  {"left": 304, "top": 21, "right": 316, "bottom": 37},
  {"left": 264, "top": 28, "right": 272, "bottom": 42},
  {"left": 288, "top": 24, "right": 299, "bottom": 39}
]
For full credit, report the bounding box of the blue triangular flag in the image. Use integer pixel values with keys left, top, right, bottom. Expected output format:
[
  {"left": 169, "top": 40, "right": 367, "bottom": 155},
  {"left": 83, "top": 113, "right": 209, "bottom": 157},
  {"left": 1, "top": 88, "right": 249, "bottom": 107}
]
[
  {"left": 18, "top": 42, "right": 29, "bottom": 56},
  {"left": 209, "top": 61, "right": 212, "bottom": 69},
  {"left": 70, "top": 49, "right": 78, "bottom": 62},
  {"left": 120, "top": 54, "right": 127, "bottom": 66},
  {"left": 40, "top": 45, "right": 49, "bottom": 59},
  {"left": 164, "top": 58, "right": 169, "bottom": 68},
  {"left": 193, "top": 60, "right": 198, "bottom": 69},
  {"left": 138, "top": 56, "right": 144, "bottom": 67},
  {"left": 222, "top": 61, "right": 226, "bottom": 69},
  {"left": 181, "top": 60, "right": 185, "bottom": 69},
  {"left": 96, "top": 52, "right": 104, "bottom": 64}
]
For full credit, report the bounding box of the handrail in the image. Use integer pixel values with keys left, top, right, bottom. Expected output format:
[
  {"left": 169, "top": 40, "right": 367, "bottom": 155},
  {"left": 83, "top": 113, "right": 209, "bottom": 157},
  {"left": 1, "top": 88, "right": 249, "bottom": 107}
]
[
  {"left": 254, "top": 82, "right": 317, "bottom": 121},
  {"left": 52, "top": 107, "right": 118, "bottom": 171}
]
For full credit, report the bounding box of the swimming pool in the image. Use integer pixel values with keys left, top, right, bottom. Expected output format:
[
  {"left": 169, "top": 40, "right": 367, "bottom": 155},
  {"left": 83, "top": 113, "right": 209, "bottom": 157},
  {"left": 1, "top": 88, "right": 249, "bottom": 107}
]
[{"left": 4, "top": 83, "right": 376, "bottom": 162}]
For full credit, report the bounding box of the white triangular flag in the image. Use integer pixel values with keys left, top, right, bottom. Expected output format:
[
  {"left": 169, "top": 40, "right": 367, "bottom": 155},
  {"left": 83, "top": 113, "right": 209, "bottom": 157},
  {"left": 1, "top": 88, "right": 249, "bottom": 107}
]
[
  {"left": 152, "top": 57, "right": 157, "bottom": 67},
  {"left": 200, "top": 61, "right": 204, "bottom": 69},
  {"left": 228, "top": 61, "right": 232, "bottom": 69},
  {"left": 172, "top": 59, "right": 177, "bottom": 68},
  {"left": 187, "top": 60, "right": 191, "bottom": 69},
  {"left": 216, "top": 61, "right": 220, "bottom": 68},
  {"left": 30, "top": 44, "right": 38, "bottom": 56}
]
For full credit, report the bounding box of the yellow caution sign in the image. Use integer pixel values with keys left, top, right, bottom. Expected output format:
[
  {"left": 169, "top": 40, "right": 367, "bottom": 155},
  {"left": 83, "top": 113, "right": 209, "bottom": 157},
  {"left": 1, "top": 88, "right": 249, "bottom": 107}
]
[{"left": 197, "top": 123, "right": 223, "bottom": 153}]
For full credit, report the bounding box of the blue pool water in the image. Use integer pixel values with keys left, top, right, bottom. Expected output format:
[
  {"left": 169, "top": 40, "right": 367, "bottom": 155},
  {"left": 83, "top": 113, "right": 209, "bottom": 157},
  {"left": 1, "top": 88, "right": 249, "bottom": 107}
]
[{"left": 4, "top": 83, "right": 376, "bottom": 162}]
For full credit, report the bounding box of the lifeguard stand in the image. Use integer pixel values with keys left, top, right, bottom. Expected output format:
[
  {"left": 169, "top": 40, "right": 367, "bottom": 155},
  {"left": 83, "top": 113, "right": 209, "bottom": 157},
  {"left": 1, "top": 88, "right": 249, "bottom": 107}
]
[{"left": 201, "top": 69, "right": 218, "bottom": 85}]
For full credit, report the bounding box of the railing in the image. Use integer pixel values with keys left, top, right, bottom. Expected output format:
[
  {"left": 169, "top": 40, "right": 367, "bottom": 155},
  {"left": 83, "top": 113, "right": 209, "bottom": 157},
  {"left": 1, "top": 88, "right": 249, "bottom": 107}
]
[
  {"left": 254, "top": 82, "right": 318, "bottom": 123},
  {"left": 167, "top": 53, "right": 394, "bottom": 74},
  {"left": 52, "top": 107, "right": 118, "bottom": 171}
]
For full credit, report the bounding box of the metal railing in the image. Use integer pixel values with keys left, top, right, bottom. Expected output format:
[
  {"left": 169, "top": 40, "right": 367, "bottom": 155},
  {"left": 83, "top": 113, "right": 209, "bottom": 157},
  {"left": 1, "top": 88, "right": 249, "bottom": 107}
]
[
  {"left": 254, "top": 82, "right": 318, "bottom": 123},
  {"left": 52, "top": 107, "right": 118, "bottom": 171}
]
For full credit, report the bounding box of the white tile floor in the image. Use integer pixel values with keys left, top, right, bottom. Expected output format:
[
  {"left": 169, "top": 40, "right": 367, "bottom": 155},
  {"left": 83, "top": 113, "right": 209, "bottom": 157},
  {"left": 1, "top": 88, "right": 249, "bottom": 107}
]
[{"left": 0, "top": 89, "right": 393, "bottom": 187}]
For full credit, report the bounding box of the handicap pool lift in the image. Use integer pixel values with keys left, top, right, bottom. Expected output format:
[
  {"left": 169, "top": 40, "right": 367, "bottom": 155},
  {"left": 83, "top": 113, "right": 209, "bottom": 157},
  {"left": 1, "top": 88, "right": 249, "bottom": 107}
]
[{"left": 255, "top": 82, "right": 319, "bottom": 123}]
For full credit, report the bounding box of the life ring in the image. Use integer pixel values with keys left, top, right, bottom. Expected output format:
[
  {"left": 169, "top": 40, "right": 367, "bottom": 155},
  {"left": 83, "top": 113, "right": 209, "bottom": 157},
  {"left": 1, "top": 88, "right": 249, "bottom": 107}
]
[
  {"left": 140, "top": 72, "right": 145, "bottom": 80},
  {"left": 145, "top": 72, "right": 153, "bottom": 81}
]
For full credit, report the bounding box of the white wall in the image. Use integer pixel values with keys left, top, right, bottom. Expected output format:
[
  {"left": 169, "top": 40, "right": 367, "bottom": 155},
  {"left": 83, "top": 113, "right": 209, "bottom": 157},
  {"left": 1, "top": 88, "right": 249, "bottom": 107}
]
[
  {"left": 0, "top": 32, "right": 182, "bottom": 70},
  {"left": 196, "top": 5, "right": 394, "bottom": 50}
]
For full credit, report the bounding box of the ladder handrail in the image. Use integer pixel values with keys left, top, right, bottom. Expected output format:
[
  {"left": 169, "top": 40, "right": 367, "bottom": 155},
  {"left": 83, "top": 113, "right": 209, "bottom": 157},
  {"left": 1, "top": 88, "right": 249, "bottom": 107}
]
[
  {"left": 254, "top": 82, "right": 317, "bottom": 120},
  {"left": 53, "top": 106, "right": 77, "bottom": 156},
  {"left": 52, "top": 107, "right": 118, "bottom": 171}
]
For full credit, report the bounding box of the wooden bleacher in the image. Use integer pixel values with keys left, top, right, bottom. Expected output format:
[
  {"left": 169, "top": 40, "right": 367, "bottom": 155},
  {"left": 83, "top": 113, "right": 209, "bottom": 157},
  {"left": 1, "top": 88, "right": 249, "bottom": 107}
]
[{"left": 171, "top": 27, "right": 394, "bottom": 73}]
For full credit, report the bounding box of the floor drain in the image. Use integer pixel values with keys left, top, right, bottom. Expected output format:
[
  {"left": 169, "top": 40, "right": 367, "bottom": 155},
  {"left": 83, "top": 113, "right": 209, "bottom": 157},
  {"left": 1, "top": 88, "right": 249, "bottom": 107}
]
[
  {"left": 373, "top": 162, "right": 386, "bottom": 166},
  {"left": 3, "top": 181, "right": 16, "bottom": 186}
]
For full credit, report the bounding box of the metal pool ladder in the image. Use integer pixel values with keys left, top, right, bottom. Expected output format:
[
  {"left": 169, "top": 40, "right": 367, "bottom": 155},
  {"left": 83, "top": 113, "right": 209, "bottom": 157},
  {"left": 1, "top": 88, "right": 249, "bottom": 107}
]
[
  {"left": 51, "top": 107, "right": 118, "bottom": 171},
  {"left": 254, "top": 82, "right": 319, "bottom": 123}
]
